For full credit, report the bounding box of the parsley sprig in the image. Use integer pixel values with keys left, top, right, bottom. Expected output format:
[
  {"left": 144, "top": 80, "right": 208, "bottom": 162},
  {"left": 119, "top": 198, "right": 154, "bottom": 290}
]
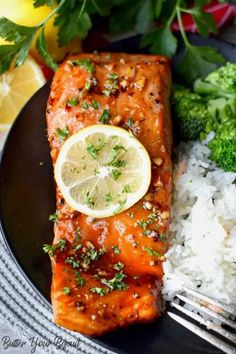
[{"left": 0, "top": 0, "right": 231, "bottom": 83}]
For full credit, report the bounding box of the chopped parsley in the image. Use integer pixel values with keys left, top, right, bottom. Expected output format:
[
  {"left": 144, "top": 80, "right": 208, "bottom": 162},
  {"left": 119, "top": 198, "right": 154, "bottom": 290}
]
[
  {"left": 87, "top": 140, "right": 105, "bottom": 160},
  {"left": 113, "top": 199, "right": 127, "bottom": 214},
  {"left": 112, "top": 169, "right": 121, "bottom": 180},
  {"left": 110, "top": 144, "right": 127, "bottom": 162},
  {"left": 49, "top": 212, "right": 58, "bottom": 223},
  {"left": 112, "top": 245, "right": 120, "bottom": 254},
  {"left": 81, "top": 101, "right": 90, "bottom": 109},
  {"left": 103, "top": 72, "right": 119, "bottom": 96},
  {"left": 159, "top": 233, "right": 168, "bottom": 242},
  {"left": 90, "top": 287, "right": 107, "bottom": 296},
  {"left": 125, "top": 118, "right": 134, "bottom": 129},
  {"left": 104, "top": 193, "right": 113, "bottom": 205},
  {"left": 142, "top": 246, "right": 162, "bottom": 258},
  {"left": 65, "top": 256, "right": 80, "bottom": 268},
  {"left": 137, "top": 220, "right": 147, "bottom": 229},
  {"left": 84, "top": 192, "right": 95, "bottom": 208},
  {"left": 66, "top": 97, "right": 78, "bottom": 107},
  {"left": 110, "top": 159, "right": 126, "bottom": 168},
  {"left": 74, "top": 244, "right": 83, "bottom": 251},
  {"left": 113, "top": 262, "right": 124, "bottom": 271},
  {"left": 122, "top": 184, "right": 131, "bottom": 193},
  {"left": 75, "top": 227, "right": 81, "bottom": 241},
  {"left": 91, "top": 100, "right": 100, "bottom": 109},
  {"left": 99, "top": 109, "right": 111, "bottom": 123},
  {"left": 101, "top": 271, "right": 129, "bottom": 291},
  {"left": 74, "top": 271, "right": 85, "bottom": 286},
  {"left": 71, "top": 58, "right": 95, "bottom": 74},
  {"left": 56, "top": 127, "right": 69, "bottom": 141},
  {"left": 43, "top": 239, "right": 66, "bottom": 257},
  {"left": 62, "top": 287, "right": 71, "bottom": 295}
]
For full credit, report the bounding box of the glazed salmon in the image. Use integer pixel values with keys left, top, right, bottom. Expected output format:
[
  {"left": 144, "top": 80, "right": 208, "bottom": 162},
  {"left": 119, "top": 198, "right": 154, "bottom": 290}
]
[{"left": 46, "top": 53, "right": 172, "bottom": 336}]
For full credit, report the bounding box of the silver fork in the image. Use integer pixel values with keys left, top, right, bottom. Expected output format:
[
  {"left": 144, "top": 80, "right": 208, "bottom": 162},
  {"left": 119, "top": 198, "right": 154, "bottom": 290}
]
[{"left": 168, "top": 287, "right": 236, "bottom": 354}]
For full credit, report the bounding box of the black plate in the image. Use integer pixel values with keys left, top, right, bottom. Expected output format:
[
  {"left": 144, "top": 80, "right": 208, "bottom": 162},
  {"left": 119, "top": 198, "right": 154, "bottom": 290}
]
[{"left": 0, "top": 35, "right": 235, "bottom": 354}]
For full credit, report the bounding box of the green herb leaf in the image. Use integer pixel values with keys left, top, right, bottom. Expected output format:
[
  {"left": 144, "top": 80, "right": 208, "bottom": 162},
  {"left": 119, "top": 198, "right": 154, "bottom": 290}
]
[
  {"left": 65, "top": 256, "right": 80, "bottom": 268},
  {"left": 99, "top": 109, "right": 111, "bottom": 123},
  {"left": 142, "top": 246, "right": 162, "bottom": 257},
  {"left": 125, "top": 118, "right": 134, "bottom": 129},
  {"left": 91, "top": 100, "right": 100, "bottom": 109},
  {"left": 178, "top": 45, "right": 225, "bottom": 84},
  {"left": 87, "top": 144, "right": 99, "bottom": 159},
  {"left": 101, "top": 271, "right": 129, "bottom": 291},
  {"left": 70, "top": 58, "right": 95, "bottom": 73},
  {"left": 33, "top": 0, "right": 54, "bottom": 7},
  {"left": 43, "top": 239, "right": 66, "bottom": 257},
  {"left": 56, "top": 127, "right": 69, "bottom": 140},
  {"left": 74, "top": 271, "right": 85, "bottom": 286},
  {"left": 66, "top": 97, "right": 78, "bottom": 107},
  {"left": 62, "top": 287, "right": 71, "bottom": 295},
  {"left": 113, "top": 199, "right": 127, "bottom": 214},
  {"left": 112, "top": 169, "right": 121, "bottom": 180},
  {"left": 122, "top": 184, "right": 131, "bottom": 193},
  {"left": 49, "top": 211, "right": 58, "bottom": 222},
  {"left": 135, "top": 0, "right": 155, "bottom": 34},
  {"left": 84, "top": 192, "right": 95, "bottom": 208},
  {"left": 0, "top": 18, "right": 37, "bottom": 73},
  {"left": 104, "top": 193, "right": 113, "bottom": 204},
  {"left": 113, "top": 262, "right": 124, "bottom": 271},
  {"left": 36, "top": 29, "right": 58, "bottom": 70},
  {"left": 112, "top": 245, "right": 120, "bottom": 254},
  {"left": 81, "top": 101, "right": 90, "bottom": 109},
  {"left": 90, "top": 287, "right": 108, "bottom": 296},
  {"left": 141, "top": 25, "right": 177, "bottom": 57}
]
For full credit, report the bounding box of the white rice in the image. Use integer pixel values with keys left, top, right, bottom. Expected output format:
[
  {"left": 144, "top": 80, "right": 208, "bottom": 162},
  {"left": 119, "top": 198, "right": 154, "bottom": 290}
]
[{"left": 162, "top": 134, "right": 236, "bottom": 305}]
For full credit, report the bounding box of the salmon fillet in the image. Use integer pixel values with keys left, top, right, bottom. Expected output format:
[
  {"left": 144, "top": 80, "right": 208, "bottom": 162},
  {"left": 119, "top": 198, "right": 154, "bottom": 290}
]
[{"left": 46, "top": 53, "right": 172, "bottom": 336}]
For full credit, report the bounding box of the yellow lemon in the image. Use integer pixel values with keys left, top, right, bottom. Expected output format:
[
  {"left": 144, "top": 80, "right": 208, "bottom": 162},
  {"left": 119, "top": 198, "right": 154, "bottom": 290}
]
[
  {"left": 0, "top": 56, "right": 45, "bottom": 131},
  {"left": 0, "top": 0, "right": 81, "bottom": 63},
  {"left": 55, "top": 125, "right": 151, "bottom": 218}
]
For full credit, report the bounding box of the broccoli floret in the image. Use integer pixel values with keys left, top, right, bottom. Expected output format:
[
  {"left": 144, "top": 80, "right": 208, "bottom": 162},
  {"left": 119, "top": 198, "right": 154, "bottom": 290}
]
[
  {"left": 194, "top": 63, "right": 236, "bottom": 98},
  {"left": 208, "top": 97, "right": 236, "bottom": 126},
  {"left": 172, "top": 85, "right": 214, "bottom": 140},
  {"left": 208, "top": 137, "right": 236, "bottom": 172}
]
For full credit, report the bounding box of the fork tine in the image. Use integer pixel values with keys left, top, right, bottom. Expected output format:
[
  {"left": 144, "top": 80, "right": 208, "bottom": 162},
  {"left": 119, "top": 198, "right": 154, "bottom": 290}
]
[
  {"left": 168, "top": 312, "right": 236, "bottom": 354},
  {"left": 183, "top": 287, "right": 236, "bottom": 318},
  {"left": 176, "top": 294, "right": 236, "bottom": 330},
  {"left": 171, "top": 301, "right": 236, "bottom": 344}
]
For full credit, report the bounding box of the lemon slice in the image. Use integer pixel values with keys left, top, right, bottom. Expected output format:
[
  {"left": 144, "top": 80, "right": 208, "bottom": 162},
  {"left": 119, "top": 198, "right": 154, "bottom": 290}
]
[
  {"left": 55, "top": 125, "right": 151, "bottom": 218},
  {"left": 0, "top": 56, "right": 45, "bottom": 131}
]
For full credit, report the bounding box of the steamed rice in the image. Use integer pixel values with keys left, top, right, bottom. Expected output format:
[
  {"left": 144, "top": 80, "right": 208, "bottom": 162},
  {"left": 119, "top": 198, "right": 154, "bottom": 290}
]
[{"left": 162, "top": 134, "right": 236, "bottom": 305}]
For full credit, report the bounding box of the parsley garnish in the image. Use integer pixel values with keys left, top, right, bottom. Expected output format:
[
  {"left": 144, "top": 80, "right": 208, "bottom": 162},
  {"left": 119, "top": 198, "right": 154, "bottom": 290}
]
[
  {"left": 125, "top": 118, "right": 134, "bottom": 129},
  {"left": 0, "top": 1, "right": 225, "bottom": 84},
  {"left": 74, "top": 271, "right": 85, "bottom": 286},
  {"left": 62, "top": 287, "right": 71, "bottom": 295},
  {"left": 113, "top": 199, "right": 127, "bottom": 214},
  {"left": 142, "top": 246, "right": 162, "bottom": 258},
  {"left": 56, "top": 127, "right": 69, "bottom": 141},
  {"left": 91, "top": 100, "right": 100, "bottom": 109},
  {"left": 43, "top": 239, "right": 66, "bottom": 257},
  {"left": 87, "top": 141, "right": 105, "bottom": 160},
  {"left": 159, "top": 233, "right": 168, "bottom": 242},
  {"left": 90, "top": 287, "right": 108, "bottom": 296},
  {"left": 103, "top": 72, "right": 119, "bottom": 96},
  {"left": 113, "top": 262, "right": 124, "bottom": 271},
  {"left": 84, "top": 192, "right": 94, "bottom": 208},
  {"left": 122, "top": 185, "right": 131, "bottom": 193},
  {"left": 112, "top": 245, "right": 120, "bottom": 254},
  {"left": 99, "top": 109, "right": 111, "bottom": 124},
  {"left": 65, "top": 256, "right": 80, "bottom": 268},
  {"left": 71, "top": 58, "right": 95, "bottom": 74},
  {"left": 101, "top": 271, "right": 129, "bottom": 291},
  {"left": 81, "top": 101, "right": 90, "bottom": 109},
  {"left": 66, "top": 97, "right": 78, "bottom": 107},
  {"left": 112, "top": 169, "right": 121, "bottom": 180},
  {"left": 104, "top": 193, "right": 113, "bottom": 205},
  {"left": 49, "top": 212, "right": 58, "bottom": 223}
]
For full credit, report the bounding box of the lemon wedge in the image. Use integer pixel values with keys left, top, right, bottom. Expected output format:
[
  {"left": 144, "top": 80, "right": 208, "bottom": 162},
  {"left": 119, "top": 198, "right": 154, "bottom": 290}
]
[
  {"left": 55, "top": 125, "right": 151, "bottom": 218},
  {"left": 0, "top": 56, "right": 45, "bottom": 131}
]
